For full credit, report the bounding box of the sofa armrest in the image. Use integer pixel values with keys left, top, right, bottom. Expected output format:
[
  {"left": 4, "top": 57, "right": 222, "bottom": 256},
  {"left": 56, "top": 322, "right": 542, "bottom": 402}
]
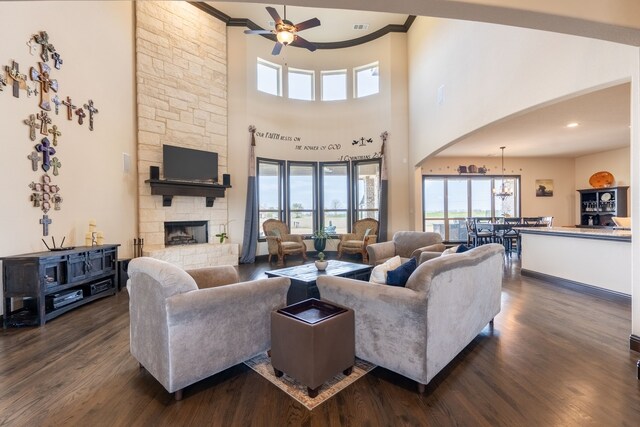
[
  {"left": 186, "top": 265, "right": 239, "bottom": 289},
  {"left": 339, "top": 233, "right": 357, "bottom": 243},
  {"left": 366, "top": 241, "right": 396, "bottom": 265}
]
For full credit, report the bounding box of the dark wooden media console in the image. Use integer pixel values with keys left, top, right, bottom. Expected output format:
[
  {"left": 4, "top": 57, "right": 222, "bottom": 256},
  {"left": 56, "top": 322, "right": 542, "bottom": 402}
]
[{"left": 2, "top": 244, "right": 119, "bottom": 327}]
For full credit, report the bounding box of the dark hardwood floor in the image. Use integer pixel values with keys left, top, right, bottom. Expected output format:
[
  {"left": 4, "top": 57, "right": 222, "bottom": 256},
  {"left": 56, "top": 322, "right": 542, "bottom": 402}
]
[{"left": 1, "top": 256, "right": 639, "bottom": 426}]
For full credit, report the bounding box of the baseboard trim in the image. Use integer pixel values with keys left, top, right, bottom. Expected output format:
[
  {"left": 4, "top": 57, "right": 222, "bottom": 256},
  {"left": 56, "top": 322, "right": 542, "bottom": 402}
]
[
  {"left": 520, "top": 269, "right": 631, "bottom": 304},
  {"left": 631, "top": 335, "right": 640, "bottom": 353}
]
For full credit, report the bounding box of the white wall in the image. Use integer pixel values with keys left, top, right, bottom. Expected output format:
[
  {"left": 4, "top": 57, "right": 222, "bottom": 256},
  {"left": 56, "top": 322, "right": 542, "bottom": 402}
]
[
  {"left": 227, "top": 29, "right": 411, "bottom": 254},
  {"left": 0, "top": 1, "right": 137, "bottom": 315},
  {"left": 575, "top": 147, "right": 631, "bottom": 188}
]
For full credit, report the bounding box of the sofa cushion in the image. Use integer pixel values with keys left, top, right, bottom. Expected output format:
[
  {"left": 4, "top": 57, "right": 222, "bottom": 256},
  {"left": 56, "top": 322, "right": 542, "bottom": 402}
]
[
  {"left": 386, "top": 257, "right": 417, "bottom": 287},
  {"left": 369, "top": 255, "right": 402, "bottom": 284},
  {"left": 441, "top": 245, "right": 459, "bottom": 256}
]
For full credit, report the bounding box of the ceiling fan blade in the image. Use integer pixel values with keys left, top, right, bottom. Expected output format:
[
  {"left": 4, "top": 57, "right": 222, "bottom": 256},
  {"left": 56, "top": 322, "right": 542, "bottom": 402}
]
[
  {"left": 294, "top": 17, "right": 321, "bottom": 32},
  {"left": 272, "top": 42, "right": 283, "bottom": 56},
  {"left": 244, "top": 29, "right": 274, "bottom": 35},
  {"left": 292, "top": 35, "right": 317, "bottom": 52},
  {"left": 266, "top": 6, "right": 283, "bottom": 25}
]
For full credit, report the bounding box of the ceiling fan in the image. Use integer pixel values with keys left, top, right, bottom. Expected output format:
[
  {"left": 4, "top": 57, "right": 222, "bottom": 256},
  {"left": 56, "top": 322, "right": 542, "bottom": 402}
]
[{"left": 244, "top": 6, "right": 321, "bottom": 55}]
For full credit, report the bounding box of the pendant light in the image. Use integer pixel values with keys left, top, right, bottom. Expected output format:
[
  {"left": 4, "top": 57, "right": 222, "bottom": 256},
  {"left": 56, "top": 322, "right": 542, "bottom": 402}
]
[{"left": 494, "top": 146, "right": 513, "bottom": 200}]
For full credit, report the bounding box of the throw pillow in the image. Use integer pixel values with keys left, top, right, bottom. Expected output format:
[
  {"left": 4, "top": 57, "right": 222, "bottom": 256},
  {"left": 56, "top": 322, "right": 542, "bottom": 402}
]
[
  {"left": 386, "top": 257, "right": 417, "bottom": 287},
  {"left": 369, "top": 255, "right": 402, "bottom": 284},
  {"left": 456, "top": 244, "right": 471, "bottom": 253},
  {"left": 441, "top": 245, "right": 460, "bottom": 256},
  {"left": 364, "top": 228, "right": 372, "bottom": 239}
]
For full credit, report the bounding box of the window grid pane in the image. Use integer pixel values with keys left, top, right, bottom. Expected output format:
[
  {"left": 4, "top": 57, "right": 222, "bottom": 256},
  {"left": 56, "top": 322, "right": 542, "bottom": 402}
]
[
  {"left": 257, "top": 160, "right": 283, "bottom": 237},
  {"left": 257, "top": 59, "right": 281, "bottom": 96},
  {"left": 354, "top": 62, "right": 379, "bottom": 98},
  {"left": 355, "top": 162, "right": 380, "bottom": 222},
  {"left": 322, "top": 163, "right": 348, "bottom": 234},
  {"left": 289, "top": 163, "right": 315, "bottom": 234}
]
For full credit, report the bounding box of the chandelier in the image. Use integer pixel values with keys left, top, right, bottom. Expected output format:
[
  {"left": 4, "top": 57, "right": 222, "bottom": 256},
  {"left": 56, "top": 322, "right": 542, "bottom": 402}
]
[{"left": 493, "top": 146, "right": 513, "bottom": 200}]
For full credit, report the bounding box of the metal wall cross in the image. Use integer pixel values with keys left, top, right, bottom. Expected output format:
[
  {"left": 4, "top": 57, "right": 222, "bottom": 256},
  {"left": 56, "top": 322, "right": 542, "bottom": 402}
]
[
  {"left": 35, "top": 137, "right": 56, "bottom": 172},
  {"left": 24, "top": 114, "right": 38, "bottom": 141},
  {"left": 5, "top": 61, "right": 27, "bottom": 98},
  {"left": 48, "top": 125, "right": 62, "bottom": 146},
  {"left": 52, "top": 52, "right": 63, "bottom": 70},
  {"left": 29, "top": 174, "right": 60, "bottom": 214},
  {"left": 31, "top": 63, "right": 59, "bottom": 111},
  {"left": 40, "top": 214, "right": 52, "bottom": 236},
  {"left": 62, "top": 96, "right": 76, "bottom": 120},
  {"left": 34, "top": 31, "right": 55, "bottom": 62},
  {"left": 28, "top": 151, "right": 42, "bottom": 171},
  {"left": 37, "top": 111, "right": 52, "bottom": 135},
  {"left": 84, "top": 100, "right": 99, "bottom": 131},
  {"left": 52, "top": 95, "right": 61, "bottom": 115},
  {"left": 75, "top": 107, "right": 86, "bottom": 125},
  {"left": 50, "top": 157, "right": 62, "bottom": 176},
  {"left": 0, "top": 74, "right": 6, "bottom": 91}
]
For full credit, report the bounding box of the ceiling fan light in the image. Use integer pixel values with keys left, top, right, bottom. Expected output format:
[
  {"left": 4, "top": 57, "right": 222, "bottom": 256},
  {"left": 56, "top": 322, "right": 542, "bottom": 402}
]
[{"left": 277, "top": 30, "right": 295, "bottom": 45}]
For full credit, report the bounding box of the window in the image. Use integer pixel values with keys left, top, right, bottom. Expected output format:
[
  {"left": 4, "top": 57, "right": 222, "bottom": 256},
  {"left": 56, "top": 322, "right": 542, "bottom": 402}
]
[
  {"left": 257, "top": 159, "right": 284, "bottom": 236},
  {"left": 288, "top": 163, "right": 316, "bottom": 234},
  {"left": 353, "top": 160, "right": 380, "bottom": 220},
  {"left": 423, "top": 175, "right": 521, "bottom": 242},
  {"left": 257, "top": 58, "right": 282, "bottom": 96},
  {"left": 321, "top": 70, "right": 347, "bottom": 101},
  {"left": 321, "top": 163, "right": 349, "bottom": 234},
  {"left": 256, "top": 158, "right": 381, "bottom": 238},
  {"left": 354, "top": 62, "right": 379, "bottom": 98},
  {"left": 288, "top": 68, "right": 315, "bottom": 100}
]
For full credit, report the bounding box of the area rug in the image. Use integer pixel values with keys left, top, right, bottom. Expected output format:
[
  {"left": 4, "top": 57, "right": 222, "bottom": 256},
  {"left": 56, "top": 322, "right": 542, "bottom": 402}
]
[{"left": 244, "top": 353, "right": 376, "bottom": 410}]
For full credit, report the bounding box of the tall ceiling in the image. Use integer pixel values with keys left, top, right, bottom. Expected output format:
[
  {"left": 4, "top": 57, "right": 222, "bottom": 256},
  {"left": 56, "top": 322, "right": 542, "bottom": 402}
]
[{"left": 208, "top": 2, "right": 632, "bottom": 158}]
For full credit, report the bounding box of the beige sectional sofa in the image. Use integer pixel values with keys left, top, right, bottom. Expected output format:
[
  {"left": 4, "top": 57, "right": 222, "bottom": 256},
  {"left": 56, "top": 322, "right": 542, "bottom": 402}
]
[
  {"left": 366, "top": 231, "right": 446, "bottom": 266},
  {"left": 317, "top": 243, "right": 504, "bottom": 391},
  {"left": 127, "top": 257, "right": 290, "bottom": 400}
]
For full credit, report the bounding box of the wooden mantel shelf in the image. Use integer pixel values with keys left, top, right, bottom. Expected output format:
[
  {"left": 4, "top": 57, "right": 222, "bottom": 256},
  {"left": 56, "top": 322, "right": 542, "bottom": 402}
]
[{"left": 145, "top": 179, "right": 231, "bottom": 207}]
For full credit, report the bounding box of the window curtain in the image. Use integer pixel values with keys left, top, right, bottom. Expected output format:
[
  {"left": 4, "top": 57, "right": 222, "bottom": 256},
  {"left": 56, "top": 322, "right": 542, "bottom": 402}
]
[
  {"left": 240, "top": 125, "right": 258, "bottom": 263},
  {"left": 378, "top": 131, "right": 388, "bottom": 242}
]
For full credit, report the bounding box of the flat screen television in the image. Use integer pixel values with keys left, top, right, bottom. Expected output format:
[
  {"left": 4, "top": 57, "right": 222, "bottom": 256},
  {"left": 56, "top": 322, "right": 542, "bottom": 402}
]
[{"left": 163, "top": 144, "right": 218, "bottom": 182}]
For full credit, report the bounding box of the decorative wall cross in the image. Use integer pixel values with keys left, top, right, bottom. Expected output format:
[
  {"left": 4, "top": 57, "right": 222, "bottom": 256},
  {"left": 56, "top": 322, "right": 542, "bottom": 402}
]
[
  {"left": 37, "top": 111, "right": 51, "bottom": 135},
  {"left": 27, "top": 38, "right": 38, "bottom": 56},
  {"left": 352, "top": 137, "right": 373, "bottom": 147},
  {"left": 29, "top": 174, "right": 60, "bottom": 214},
  {"left": 40, "top": 214, "right": 52, "bottom": 236},
  {"left": 52, "top": 52, "right": 63, "bottom": 70},
  {"left": 84, "top": 100, "right": 99, "bottom": 131},
  {"left": 35, "top": 137, "right": 56, "bottom": 172},
  {"left": 28, "top": 151, "right": 42, "bottom": 171},
  {"left": 62, "top": 96, "right": 76, "bottom": 120},
  {"left": 0, "top": 74, "right": 6, "bottom": 91},
  {"left": 53, "top": 194, "right": 63, "bottom": 210},
  {"left": 48, "top": 125, "right": 62, "bottom": 146},
  {"left": 5, "top": 61, "right": 27, "bottom": 98},
  {"left": 34, "top": 31, "right": 55, "bottom": 62},
  {"left": 52, "top": 95, "right": 61, "bottom": 115},
  {"left": 24, "top": 114, "right": 38, "bottom": 141},
  {"left": 75, "top": 107, "right": 86, "bottom": 125},
  {"left": 31, "top": 62, "right": 59, "bottom": 111},
  {"left": 50, "top": 157, "right": 62, "bottom": 176},
  {"left": 26, "top": 83, "right": 38, "bottom": 98}
]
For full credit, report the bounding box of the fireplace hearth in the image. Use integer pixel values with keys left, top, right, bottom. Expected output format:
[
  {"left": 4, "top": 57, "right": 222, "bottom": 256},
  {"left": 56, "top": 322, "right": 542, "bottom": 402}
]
[{"left": 164, "top": 221, "right": 208, "bottom": 246}]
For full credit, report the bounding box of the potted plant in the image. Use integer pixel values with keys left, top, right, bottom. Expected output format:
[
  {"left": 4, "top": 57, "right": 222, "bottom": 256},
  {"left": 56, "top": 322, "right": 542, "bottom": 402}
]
[
  {"left": 315, "top": 251, "right": 328, "bottom": 271},
  {"left": 312, "top": 228, "right": 332, "bottom": 252}
]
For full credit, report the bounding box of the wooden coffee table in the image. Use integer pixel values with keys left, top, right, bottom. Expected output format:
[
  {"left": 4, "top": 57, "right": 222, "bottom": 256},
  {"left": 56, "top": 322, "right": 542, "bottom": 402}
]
[{"left": 265, "top": 260, "right": 372, "bottom": 304}]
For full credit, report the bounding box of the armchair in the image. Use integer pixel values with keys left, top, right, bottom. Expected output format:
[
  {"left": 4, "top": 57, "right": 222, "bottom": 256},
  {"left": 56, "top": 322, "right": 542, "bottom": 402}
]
[
  {"left": 127, "top": 257, "right": 290, "bottom": 400},
  {"left": 366, "top": 231, "right": 445, "bottom": 266},
  {"left": 262, "top": 219, "right": 307, "bottom": 266},
  {"left": 337, "top": 218, "right": 379, "bottom": 263}
]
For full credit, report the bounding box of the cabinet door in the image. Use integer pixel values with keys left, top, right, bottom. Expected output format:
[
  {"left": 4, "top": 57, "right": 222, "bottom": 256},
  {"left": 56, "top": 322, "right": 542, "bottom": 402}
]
[
  {"left": 87, "top": 249, "right": 105, "bottom": 277},
  {"left": 104, "top": 249, "right": 116, "bottom": 273},
  {"left": 68, "top": 253, "right": 88, "bottom": 282}
]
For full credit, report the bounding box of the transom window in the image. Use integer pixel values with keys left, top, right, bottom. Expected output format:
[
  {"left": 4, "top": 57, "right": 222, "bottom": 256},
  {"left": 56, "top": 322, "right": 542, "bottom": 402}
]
[
  {"left": 257, "top": 58, "right": 282, "bottom": 96},
  {"left": 354, "top": 62, "right": 379, "bottom": 98},
  {"left": 288, "top": 68, "right": 315, "bottom": 101},
  {"left": 257, "top": 158, "right": 381, "bottom": 237},
  {"left": 321, "top": 70, "right": 347, "bottom": 101},
  {"left": 423, "top": 175, "right": 520, "bottom": 242}
]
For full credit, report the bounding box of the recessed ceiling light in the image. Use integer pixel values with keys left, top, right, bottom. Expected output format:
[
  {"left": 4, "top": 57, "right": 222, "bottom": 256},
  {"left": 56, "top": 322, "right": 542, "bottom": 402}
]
[{"left": 566, "top": 122, "right": 579, "bottom": 128}]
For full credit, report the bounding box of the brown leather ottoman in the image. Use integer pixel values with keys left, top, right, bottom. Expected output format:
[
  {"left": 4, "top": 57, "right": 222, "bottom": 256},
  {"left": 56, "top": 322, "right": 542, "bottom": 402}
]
[{"left": 271, "top": 298, "right": 355, "bottom": 397}]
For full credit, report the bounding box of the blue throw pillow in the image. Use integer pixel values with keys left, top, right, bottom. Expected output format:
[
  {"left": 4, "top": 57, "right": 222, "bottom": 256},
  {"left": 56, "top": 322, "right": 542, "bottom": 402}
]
[
  {"left": 456, "top": 244, "right": 471, "bottom": 253},
  {"left": 386, "top": 257, "right": 417, "bottom": 287}
]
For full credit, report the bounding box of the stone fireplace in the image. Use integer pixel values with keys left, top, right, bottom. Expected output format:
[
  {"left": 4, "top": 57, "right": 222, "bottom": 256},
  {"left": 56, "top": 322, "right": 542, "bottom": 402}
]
[{"left": 165, "top": 221, "right": 208, "bottom": 246}]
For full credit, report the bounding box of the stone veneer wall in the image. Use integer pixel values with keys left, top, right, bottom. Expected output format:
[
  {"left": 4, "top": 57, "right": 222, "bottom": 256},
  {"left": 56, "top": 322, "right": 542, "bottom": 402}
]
[{"left": 135, "top": 2, "right": 234, "bottom": 265}]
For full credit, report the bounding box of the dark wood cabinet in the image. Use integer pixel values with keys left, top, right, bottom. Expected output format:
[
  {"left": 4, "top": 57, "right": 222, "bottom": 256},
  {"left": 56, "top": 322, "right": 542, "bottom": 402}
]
[
  {"left": 2, "top": 245, "right": 119, "bottom": 327},
  {"left": 577, "top": 186, "right": 629, "bottom": 227}
]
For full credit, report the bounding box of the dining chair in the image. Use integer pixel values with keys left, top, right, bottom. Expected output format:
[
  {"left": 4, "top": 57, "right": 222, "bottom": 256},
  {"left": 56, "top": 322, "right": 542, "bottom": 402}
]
[{"left": 503, "top": 217, "right": 522, "bottom": 256}]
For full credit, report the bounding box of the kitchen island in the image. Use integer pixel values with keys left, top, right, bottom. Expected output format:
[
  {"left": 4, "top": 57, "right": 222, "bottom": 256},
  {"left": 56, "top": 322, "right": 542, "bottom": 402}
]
[{"left": 518, "top": 227, "right": 631, "bottom": 295}]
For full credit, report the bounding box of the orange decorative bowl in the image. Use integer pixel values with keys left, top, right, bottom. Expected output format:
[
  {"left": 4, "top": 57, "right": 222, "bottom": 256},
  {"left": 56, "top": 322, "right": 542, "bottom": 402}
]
[{"left": 589, "top": 171, "right": 614, "bottom": 188}]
